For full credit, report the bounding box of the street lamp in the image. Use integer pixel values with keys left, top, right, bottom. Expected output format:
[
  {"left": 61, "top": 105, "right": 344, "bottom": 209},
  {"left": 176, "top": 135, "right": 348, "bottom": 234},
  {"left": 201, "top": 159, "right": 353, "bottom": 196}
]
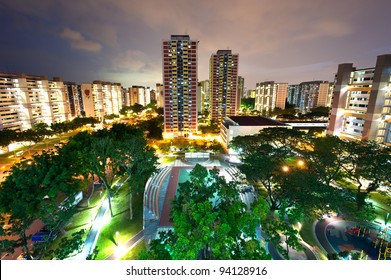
[
  {"left": 282, "top": 165, "right": 289, "bottom": 172},
  {"left": 297, "top": 160, "right": 304, "bottom": 167}
]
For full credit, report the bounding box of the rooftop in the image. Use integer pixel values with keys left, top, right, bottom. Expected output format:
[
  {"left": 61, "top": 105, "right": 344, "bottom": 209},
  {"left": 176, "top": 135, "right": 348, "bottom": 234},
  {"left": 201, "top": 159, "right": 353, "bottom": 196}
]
[{"left": 227, "top": 116, "right": 287, "bottom": 127}]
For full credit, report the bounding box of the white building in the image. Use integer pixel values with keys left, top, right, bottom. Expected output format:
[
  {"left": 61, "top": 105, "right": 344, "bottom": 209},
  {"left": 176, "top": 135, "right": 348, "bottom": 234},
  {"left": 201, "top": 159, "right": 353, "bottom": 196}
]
[
  {"left": 81, "top": 81, "right": 122, "bottom": 121},
  {"left": 328, "top": 54, "right": 391, "bottom": 145},
  {"left": 255, "top": 81, "right": 288, "bottom": 114},
  {"left": 0, "top": 73, "right": 70, "bottom": 131}
]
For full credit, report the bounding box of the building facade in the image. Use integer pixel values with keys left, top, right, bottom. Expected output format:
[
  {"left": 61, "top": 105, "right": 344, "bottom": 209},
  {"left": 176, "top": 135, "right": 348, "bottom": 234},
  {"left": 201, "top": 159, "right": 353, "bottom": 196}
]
[
  {"left": 209, "top": 50, "right": 239, "bottom": 122},
  {"left": 156, "top": 83, "right": 164, "bottom": 108},
  {"left": 220, "top": 116, "right": 288, "bottom": 152},
  {"left": 255, "top": 81, "right": 288, "bottom": 114},
  {"left": 237, "top": 76, "right": 244, "bottom": 110},
  {"left": 199, "top": 80, "right": 210, "bottom": 115},
  {"left": 0, "top": 73, "right": 70, "bottom": 131},
  {"left": 163, "top": 35, "right": 198, "bottom": 137},
  {"left": 64, "top": 82, "right": 84, "bottom": 117},
  {"left": 328, "top": 54, "right": 391, "bottom": 145},
  {"left": 81, "top": 81, "right": 122, "bottom": 121},
  {"left": 129, "top": 86, "right": 151, "bottom": 107}
]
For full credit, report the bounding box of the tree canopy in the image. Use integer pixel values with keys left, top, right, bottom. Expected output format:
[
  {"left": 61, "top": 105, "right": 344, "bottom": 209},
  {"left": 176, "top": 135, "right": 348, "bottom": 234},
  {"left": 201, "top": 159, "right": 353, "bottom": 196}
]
[{"left": 139, "top": 164, "right": 271, "bottom": 260}]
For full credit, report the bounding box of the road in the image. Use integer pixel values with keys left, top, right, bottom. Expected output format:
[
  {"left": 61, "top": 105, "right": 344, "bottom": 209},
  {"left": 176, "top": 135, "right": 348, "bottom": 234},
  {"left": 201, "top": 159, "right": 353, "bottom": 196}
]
[{"left": 1, "top": 219, "right": 44, "bottom": 260}]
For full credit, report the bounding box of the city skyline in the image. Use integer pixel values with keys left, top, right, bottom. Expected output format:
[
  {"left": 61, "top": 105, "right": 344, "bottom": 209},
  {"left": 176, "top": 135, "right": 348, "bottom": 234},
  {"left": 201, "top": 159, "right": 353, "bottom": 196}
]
[{"left": 1, "top": 0, "right": 391, "bottom": 89}]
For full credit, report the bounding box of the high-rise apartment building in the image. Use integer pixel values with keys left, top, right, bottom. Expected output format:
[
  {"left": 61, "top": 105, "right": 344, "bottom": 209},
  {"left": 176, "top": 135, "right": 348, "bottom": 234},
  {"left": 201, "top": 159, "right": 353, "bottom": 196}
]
[
  {"left": 237, "top": 76, "right": 245, "bottom": 110},
  {"left": 288, "top": 84, "right": 300, "bottom": 106},
  {"left": 163, "top": 35, "right": 198, "bottom": 137},
  {"left": 209, "top": 50, "right": 239, "bottom": 122},
  {"left": 298, "top": 81, "right": 332, "bottom": 113},
  {"left": 255, "top": 81, "right": 288, "bottom": 114},
  {"left": 128, "top": 86, "right": 151, "bottom": 106},
  {"left": 199, "top": 80, "right": 210, "bottom": 115},
  {"left": 288, "top": 81, "right": 333, "bottom": 112},
  {"left": 156, "top": 83, "right": 164, "bottom": 108},
  {"left": 328, "top": 54, "right": 391, "bottom": 145},
  {"left": 81, "top": 81, "right": 122, "bottom": 121},
  {"left": 64, "top": 82, "right": 84, "bottom": 117},
  {"left": 0, "top": 73, "right": 70, "bottom": 131}
]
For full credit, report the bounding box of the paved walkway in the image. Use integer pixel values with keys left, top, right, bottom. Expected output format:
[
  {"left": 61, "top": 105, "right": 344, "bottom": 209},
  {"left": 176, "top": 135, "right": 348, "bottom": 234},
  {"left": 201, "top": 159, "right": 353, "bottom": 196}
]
[
  {"left": 105, "top": 230, "right": 144, "bottom": 260},
  {"left": 70, "top": 197, "right": 109, "bottom": 259}
]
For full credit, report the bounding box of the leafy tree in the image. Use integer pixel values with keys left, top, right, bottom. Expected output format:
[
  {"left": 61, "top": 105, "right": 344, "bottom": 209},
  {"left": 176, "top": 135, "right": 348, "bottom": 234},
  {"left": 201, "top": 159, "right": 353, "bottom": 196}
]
[
  {"left": 230, "top": 127, "right": 306, "bottom": 156},
  {"left": 0, "top": 129, "right": 18, "bottom": 149},
  {"left": 32, "top": 122, "right": 52, "bottom": 139},
  {"left": 110, "top": 124, "right": 158, "bottom": 219},
  {"left": 131, "top": 103, "right": 144, "bottom": 114},
  {"left": 304, "top": 136, "right": 349, "bottom": 188},
  {"left": 262, "top": 203, "right": 304, "bottom": 259},
  {"left": 87, "top": 132, "right": 117, "bottom": 217},
  {"left": 142, "top": 165, "right": 271, "bottom": 260},
  {"left": 0, "top": 149, "right": 85, "bottom": 259},
  {"left": 240, "top": 98, "right": 255, "bottom": 111},
  {"left": 49, "top": 229, "right": 85, "bottom": 259}
]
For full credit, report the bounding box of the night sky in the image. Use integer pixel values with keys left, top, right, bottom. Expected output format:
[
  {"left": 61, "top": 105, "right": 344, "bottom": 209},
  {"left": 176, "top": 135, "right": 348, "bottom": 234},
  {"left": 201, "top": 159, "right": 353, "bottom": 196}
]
[{"left": 1, "top": 0, "right": 390, "bottom": 89}]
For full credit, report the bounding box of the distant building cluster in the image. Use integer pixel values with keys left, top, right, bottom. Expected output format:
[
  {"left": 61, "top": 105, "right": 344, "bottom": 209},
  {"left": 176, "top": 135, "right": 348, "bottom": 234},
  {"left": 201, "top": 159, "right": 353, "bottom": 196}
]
[
  {"left": 288, "top": 81, "right": 333, "bottom": 112},
  {"left": 1, "top": 33, "right": 390, "bottom": 147},
  {"left": 0, "top": 74, "right": 160, "bottom": 131}
]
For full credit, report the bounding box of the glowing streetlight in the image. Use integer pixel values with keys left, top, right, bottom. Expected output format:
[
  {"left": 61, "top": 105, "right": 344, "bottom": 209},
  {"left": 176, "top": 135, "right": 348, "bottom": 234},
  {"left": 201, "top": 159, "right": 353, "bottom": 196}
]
[
  {"left": 282, "top": 165, "right": 289, "bottom": 172},
  {"left": 297, "top": 160, "right": 305, "bottom": 167}
]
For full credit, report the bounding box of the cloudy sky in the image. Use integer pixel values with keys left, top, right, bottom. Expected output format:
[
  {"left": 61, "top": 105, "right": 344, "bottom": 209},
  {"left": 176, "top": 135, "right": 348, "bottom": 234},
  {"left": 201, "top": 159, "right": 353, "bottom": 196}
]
[{"left": 0, "top": 0, "right": 390, "bottom": 89}]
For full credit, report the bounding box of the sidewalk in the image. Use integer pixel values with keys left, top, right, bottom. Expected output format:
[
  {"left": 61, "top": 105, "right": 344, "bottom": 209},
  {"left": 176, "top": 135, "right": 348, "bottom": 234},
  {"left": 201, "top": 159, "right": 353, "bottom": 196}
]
[{"left": 105, "top": 230, "right": 144, "bottom": 260}]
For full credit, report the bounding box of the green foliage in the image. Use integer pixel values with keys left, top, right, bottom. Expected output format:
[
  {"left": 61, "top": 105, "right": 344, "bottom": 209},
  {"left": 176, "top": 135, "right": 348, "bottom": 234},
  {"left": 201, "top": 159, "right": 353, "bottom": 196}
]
[
  {"left": 0, "top": 150, "right": 84, "bottom": 259},
  {"left": 104, "top": 114, "right": 120, "bottom": 120},
  {"left": 231, "top": 128, "right": 386, "bottom": 224},
  {"left": 240, "top": 98, "right": 255, "bottom": 111},
  {"left": 50, "top": 229, "right": 85, "bottom": 259},
  {"left": 141, "top": 165, "right": 271, "bottom": 260},
  {"left": 199, "top": 121, "right": 220, "bottom": 134},
  {"left": 262, "top": 203, "right": 304, "bottom": 259}
]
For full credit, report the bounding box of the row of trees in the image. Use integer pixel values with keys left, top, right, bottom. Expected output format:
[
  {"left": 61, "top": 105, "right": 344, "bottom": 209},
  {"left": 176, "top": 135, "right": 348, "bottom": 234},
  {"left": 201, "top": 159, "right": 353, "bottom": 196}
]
[
  {"left": 231, "top": 128, "right": 390, "bottom": 215},
  {"left": 0, "top": 117, "right": 99, "bottom": 149},
  {"left": 0, "top": 123, "right": 158, "bottom": 259},
  {"left": 229, "top": 128, "right": 390, "bottom": 255}
]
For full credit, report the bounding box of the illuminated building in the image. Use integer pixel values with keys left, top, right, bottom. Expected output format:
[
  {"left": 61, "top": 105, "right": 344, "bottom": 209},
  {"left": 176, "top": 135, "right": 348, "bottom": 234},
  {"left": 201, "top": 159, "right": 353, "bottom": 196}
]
[
  {"left": 0, "top": 73, "right": 70, "bottom": 131},
  {"left": 129, "top": 86, "right": 151, "bottom": 106},
  {"left": 255, "top": 81, "right": 288, "bottom": 114},
  {"left": 237, "top": 76, "right": 245, "bottom": 109},
  {"left": 163, "top": 35, "right": 198, "bottom": 137},
  {"left": 81, "top": 81, "right": 122, "bottom": 121},
  {"left": 288, "top": 81, "right": 333, "bottom": 113},
  {"left": 199, "top": 80, "right": 210, "bottom": 115},
  {"left": 64, "top": 82, "right": 84, "bottom": 117},
  {"left": 156, "top": 83, "right": 164, "bottom": 108},
  {"left": 328, "top": 54, "right": 391, "bottom": 145},
  {"left": 210, "top": 50, "right": 239, "bottom": 122}
]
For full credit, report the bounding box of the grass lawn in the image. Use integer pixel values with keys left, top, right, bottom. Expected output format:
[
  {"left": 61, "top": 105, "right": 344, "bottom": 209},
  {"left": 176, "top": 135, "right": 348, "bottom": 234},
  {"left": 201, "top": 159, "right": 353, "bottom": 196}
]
[
  {"left": 335, "top": 178, "right": 391, "bottom": 222},
  {"left": 298, "top": 220, "right": 328, "bottom": 260},
  {"left": 119, "top": 240, "right": 147, "bottom": 260},
  {"left": 159, "top": 156, "right": 176, "bottom": 165},
  {"left": 367, "top": 192, "right": 391, "bottom": 223},
  {"left": 94, "top": 184, "right": 144, "bottom": 260}
]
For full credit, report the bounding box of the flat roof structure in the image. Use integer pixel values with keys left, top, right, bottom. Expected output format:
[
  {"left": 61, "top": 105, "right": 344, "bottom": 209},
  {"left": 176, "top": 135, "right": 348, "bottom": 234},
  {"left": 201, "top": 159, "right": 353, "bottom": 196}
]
[{"left": 226, "top": 116, "right": 287, "bottom": 127}]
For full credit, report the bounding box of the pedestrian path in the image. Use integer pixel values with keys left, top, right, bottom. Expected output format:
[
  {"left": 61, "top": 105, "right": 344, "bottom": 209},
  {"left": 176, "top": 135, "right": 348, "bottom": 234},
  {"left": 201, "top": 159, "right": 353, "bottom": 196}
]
[
  {"left": 69, "top": 197, "right": 109, "bottom": 260},
  {"left": 105, "top": 230, "right": 144, "bottom": 260}
]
